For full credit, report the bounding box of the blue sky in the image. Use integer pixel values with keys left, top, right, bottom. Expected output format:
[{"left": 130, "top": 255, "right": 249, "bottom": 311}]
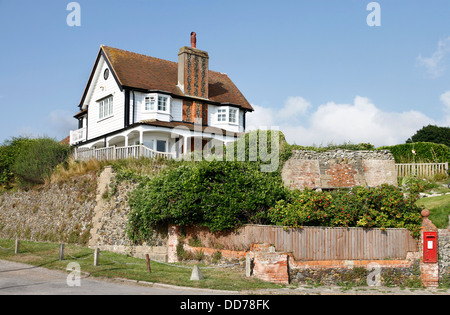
[{"left": 1, "top": 0, "right": 450, "bottom": 146}]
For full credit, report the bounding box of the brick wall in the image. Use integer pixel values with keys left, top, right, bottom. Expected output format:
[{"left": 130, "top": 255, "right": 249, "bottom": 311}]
[{"left": 281, "top": 150, "right": 397, "bottom": 190}]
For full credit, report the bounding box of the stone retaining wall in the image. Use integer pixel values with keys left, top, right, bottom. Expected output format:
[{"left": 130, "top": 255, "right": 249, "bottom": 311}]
[
  {"left": 0, "top": 168, "right": 168, "bottom": 261},
  {"left": 439, "top": 228, "right": 450, "bottom": 281},
  {"left": 0, "top": 174, "right": 97, "bottom": 244}
]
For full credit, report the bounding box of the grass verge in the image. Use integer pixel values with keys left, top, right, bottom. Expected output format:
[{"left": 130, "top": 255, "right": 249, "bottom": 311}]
[
  {"left": 0, "top": 239, "right": 283, "bottom": 291},
  {"left": 416, "top": 193, "right": 450, "bottom": 229}
]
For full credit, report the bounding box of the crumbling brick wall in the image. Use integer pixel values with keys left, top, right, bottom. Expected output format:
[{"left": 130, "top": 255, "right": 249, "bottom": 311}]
[{"left": 281, "top": 150, "right": 397, "bottom": 190}]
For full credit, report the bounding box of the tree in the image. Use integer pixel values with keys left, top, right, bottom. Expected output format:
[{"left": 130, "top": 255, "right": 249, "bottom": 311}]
[{"left": 406, "top": 125, "right": 450, "bottom": 147}]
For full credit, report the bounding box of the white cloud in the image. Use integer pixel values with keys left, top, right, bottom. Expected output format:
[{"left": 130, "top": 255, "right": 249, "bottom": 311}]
[
  {"left": 247, "top": 104, "right": 276, "bottom": 129},
  {"left": 417, "top": 36, "right": 450, "bottom": 78},
  {"left": 439, "top": 91, "right": 450, "bottom": 126},
  {"left": 277, "top": 96, "right": 311, "bottom": 120},
  {"left": 247, "top": 96, "right": 436, "bottom": 147},
  {"left": 247, "top": 97, "right": 311, "bottom": 129}
]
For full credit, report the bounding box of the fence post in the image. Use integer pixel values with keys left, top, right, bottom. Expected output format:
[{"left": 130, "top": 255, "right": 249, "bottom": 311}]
[
  {"left": 14, "top": 239, "right": 20, "bottom": 254},
  {"left": 94, "top": 248, "right": 100, "bottom": 266},
  {"left": 145, "top": 254, "right": 151, "bottom": 273},
  {"left": 59, "top": 244, "right": 64, "bottom": 261}
]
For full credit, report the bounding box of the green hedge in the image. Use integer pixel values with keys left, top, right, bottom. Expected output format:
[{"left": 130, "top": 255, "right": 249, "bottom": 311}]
[{"left": 378, "top": 142, "right": 450, "bottom": 163}]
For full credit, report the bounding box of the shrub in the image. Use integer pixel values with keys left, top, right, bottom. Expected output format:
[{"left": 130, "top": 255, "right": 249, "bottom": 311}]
[
  {"left": 12, "top": 137, "right": 71, "bottom": 185},
  {"left": 378, "top": 142, "right": 450, "bottom": 163},
  {"left": 266, "top": 185, "right": 422, "bottom": 238},
  {"left": 400, "top": 176, "right": 439, "bottom": 194},
  {"left": 126, "top": 159, "right": 289, "bottom": 243},
  {"left": 0, "top": 137, "right": 34, "bottom": 188}
]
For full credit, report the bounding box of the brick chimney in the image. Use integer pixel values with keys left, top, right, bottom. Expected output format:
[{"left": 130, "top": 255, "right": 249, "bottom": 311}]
[{"left": 178, "top": 32, "right": 209, "bottom": 99}]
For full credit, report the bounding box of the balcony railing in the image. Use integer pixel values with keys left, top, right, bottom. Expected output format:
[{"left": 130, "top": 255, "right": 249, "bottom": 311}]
[
  {"left": 70, "top": 127, "right": 86, "bottom": 145},
  {"left": 73, "top": 145, "right": 173, "bottom": 161}
]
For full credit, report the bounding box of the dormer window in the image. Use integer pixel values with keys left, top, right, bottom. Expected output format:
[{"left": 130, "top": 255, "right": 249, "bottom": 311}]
[
  {"left": 144, "top": 93, "right": 170, "bottom": 113},
  {"left": 216, "top": 106, "right": 238, "bottom": 125}
]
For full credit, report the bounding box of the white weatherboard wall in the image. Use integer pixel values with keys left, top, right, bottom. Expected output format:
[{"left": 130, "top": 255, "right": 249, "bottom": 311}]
[{"left": 86, "top": 57, "right": 125, "bottom": 140}]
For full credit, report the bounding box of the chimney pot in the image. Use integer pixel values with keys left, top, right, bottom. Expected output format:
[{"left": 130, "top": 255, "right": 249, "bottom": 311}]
[{"left": 191, "top": 32, "right": 197, "bottom": 48}]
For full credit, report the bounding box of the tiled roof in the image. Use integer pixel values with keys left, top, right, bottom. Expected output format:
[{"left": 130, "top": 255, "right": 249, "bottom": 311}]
[{"left": 102, "top": 46, "right": 253, "bottom": 111}]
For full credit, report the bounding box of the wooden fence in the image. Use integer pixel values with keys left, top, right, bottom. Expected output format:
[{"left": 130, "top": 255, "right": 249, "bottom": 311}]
[
  {"left": 185, "top": 224, "right": 418, "bottom": 261},
  {"left": 73, "top": 145, "right": 173, "bottom": 161},
  {"left": 396, "top": 162, "right": 448, "bottom": 178}
]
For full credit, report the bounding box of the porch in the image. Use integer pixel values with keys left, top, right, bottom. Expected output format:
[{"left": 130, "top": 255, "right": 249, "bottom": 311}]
[
  {"left": 71, "top": 123, "right": 238, "bottom": 162},
  {"left": 73, "top": 144, "right": 173, "bottom": 161}
]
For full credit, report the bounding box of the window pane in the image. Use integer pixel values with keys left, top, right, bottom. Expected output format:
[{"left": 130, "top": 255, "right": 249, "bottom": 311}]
[
  {"left": 158, "top": 96, "right": 167, "bottom": 111},
  {"left": 106, "top": 98, "right": 110, "bottom": 117},
  {"left": 109, "top": 97, "right": 113, "bottom": 116},
  {"left": 145, "top": 96, "right": 155, "bottom": 111},
  {"left": 156, "top": 140, "right": 166, "bottom": 152},
  {"left": 229, "top": 109, "right": 237, "bottom": 123},
  {"left": 218, "top": 108, "right": 226, "bottom": 122},
  {"left": 99, "top": 101, "right": 103, "bottom": 119}
]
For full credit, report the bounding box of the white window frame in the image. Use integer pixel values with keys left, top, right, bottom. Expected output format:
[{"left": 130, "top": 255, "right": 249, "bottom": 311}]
[
  {"left": 145, "top": 96, "right": 156, "bottom": 111},
  {"left": 229, "top": 108, "right": 237, "bottom": 124},
  {"left": 217, "top": 108, "right": 227, "bottom": 122},
  {"left": 216, "top": 106, "right": 239, "bottom": 125},
  {"left": 143, "top": 93, "right": 170, "bottom": 113},
  {"left": 98, "top": 95, "right": 114, "bottom": 120}
]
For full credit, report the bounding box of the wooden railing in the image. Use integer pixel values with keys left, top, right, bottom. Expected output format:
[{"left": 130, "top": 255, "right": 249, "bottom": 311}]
[
  {"left": 396, "top": 162, "right": 448, "bottom": 178},
  {"left": 73, "top": 145, "right": 173, "bottom": 161}
]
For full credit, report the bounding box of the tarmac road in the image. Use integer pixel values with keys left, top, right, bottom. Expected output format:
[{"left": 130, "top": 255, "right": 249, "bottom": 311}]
[
  {"left": 0, "top": 259, "right": 235, "bottom": 295},
  {"left": 0, "top": 259, "right": 448, "bottom": 296}
]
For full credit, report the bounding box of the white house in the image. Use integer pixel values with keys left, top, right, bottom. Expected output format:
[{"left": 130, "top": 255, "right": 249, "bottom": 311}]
[{"left": 69, "top": 34, "right": 253, "bottom": 159}]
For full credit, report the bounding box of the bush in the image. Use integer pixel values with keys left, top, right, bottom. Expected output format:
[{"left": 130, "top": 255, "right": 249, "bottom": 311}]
[
  {"left": 12, "top": 137, "right": 71, "bottom": 185},
  {"left": 126, "top": 160, "right": 289, "bottom": 243},
  {"left": 0, "top": 137, "right": 34, "bottom": 188},
  {"left": 266, "top": 185, "right": 422, "bottom": 238},
  {"left": 378, "top": 142, "right": 450, "bottom": 163}
]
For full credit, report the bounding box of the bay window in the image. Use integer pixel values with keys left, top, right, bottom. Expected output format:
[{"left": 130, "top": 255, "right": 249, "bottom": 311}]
[
  {"left": 216, "top": 106, "right": 238, "bottom": 125},
  {"left": 144, "top": 93, "right": 170, "bottom": 113}
]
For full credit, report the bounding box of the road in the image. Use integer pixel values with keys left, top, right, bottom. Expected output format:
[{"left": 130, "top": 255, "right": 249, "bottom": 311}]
[
  {"left": 0, "top": 259, "right": 235, "bottom": 295},
  {"left": 0, "top": 259, "right": 448, "bottom": 296}
]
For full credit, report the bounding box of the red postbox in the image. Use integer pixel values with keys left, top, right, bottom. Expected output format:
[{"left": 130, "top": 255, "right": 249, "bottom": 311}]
[{"left": 423, "top": 232, "right": 438, "bottom": 263}]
